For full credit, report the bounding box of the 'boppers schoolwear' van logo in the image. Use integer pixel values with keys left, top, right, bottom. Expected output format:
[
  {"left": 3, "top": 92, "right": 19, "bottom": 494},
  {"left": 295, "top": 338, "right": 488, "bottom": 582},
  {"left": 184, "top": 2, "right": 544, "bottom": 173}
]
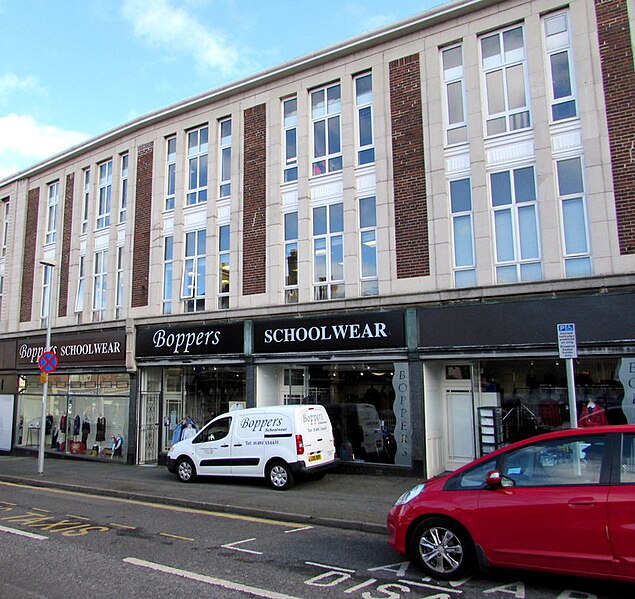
[{"left": 240, "top": 417, "right": 285, "bottom": 433}]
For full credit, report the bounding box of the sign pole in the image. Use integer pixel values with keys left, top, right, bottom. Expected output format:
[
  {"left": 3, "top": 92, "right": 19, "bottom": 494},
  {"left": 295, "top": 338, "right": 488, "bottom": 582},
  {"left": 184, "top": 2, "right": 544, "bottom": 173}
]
[{"left": 557, "top": 323, "right": 578, "bottom": 429}]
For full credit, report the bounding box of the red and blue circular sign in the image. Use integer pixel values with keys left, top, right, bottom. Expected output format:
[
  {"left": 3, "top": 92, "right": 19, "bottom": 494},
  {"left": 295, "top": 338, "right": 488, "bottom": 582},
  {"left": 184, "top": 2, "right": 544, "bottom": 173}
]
[{"left": 38, "top": 351, "right": 59, "bottom": 373}]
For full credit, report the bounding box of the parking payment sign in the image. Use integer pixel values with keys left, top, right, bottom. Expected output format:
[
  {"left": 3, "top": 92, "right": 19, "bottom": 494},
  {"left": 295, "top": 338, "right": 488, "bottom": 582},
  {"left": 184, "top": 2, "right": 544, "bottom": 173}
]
[
  {"left": 38, "top": 351, "right": 59, "bottom": 373},
  {"left": 557, "top": 323, "right": 578, "bottom": 359}
]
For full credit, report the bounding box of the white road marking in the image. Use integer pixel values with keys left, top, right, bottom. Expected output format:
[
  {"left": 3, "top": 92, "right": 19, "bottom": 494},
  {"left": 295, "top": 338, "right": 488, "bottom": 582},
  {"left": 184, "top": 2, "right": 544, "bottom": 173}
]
[
  {"left": 124, "top": 557, "right": 302, "bottom": 598},
  {"left": 399, "top": 578, "right": 463, "bottom": 594},
  {"left": 305, "top": 561, "right": 356, "bottom": 573},
  {"left": 0, "top": 524, "right": 48, "bottom": 540},
  {"left": 284, "top": 525, "right": 313, "bottom": 534},
  {"left": 221, "top": 537, "right": 263, "bottom": 555}
]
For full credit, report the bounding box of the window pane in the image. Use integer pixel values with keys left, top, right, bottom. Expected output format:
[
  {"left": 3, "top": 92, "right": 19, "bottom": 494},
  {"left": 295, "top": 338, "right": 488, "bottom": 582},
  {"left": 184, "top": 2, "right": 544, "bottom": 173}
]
[
  {"left": 359, "top": 197, "right": 376, "bottom": 228},
  {"left": 443, "top": 46, "right": 463, "bottom": 72},
  {"left": 221, "top": 147, "right": 231, "bottom": 181},
  {"left": 447, "top": 81, "right": 465, "bottom": 125},
  {"left": 285, "top": 129, "right": 297, "bottom": 162},
  {"left": 314, "top": 120, "right": 326, "bottom": 158},
  {"left": 284, "top": 98, "right": 297, "bottom": 126},
  {"left": 494, "top": 209, "right": 514, "bottom": 261},
  {"left": 520, "top": 262, "right": 543, "bottom": 281},
  {"left": 514, "top": 167, "right": 536, "bottom": 203},
  {"left": 327, "top": 84, "right": 341, "bottom": 113},
  {"left": 313, "top": 206, "right": 327, "bottom": 236},
  {"left": 455, "top": 269, "right": 477, "bottom": 288},
  {"left": 355, "top": 75, "right": 372, "bottom": 104},
  {"left": 518, "top": 205, "right": 539, "bottom": 259},
  {"left": 487, "top": 117, "right": 507, "bottom": 136},
  {"left": 331, "top": 235, "right": 343, "bottom": 280},
  {"left": 557, "top": 158, "right": 584, "bottom": 195},
  {"left": 311, "top": 90, "right": 325, "bottom": 118},
  {"left": 506, "top": 64, "right": 526, "bottom": 110},
  {"left": 562, "top": 198, "right": 588, "bottom": 253},
  {"left": 497, "top": 264, "right": 518, "bottom": 283},
  {"left": 552, "top": 100, "right": 577, "bottom": 121},
  {"left": 486, "top": 70, "right": 505, "bottom": 115},
  {"left": 219, "top": 226, "right": 229, "bottom": 252},
  {"left": 491, "top": 172, "right": 512, "bottom": 206},
  {"left": 503, "top": 27, "right": 524, "bottom": 60},
  {"left": 453, "top": 215, "right": 474, "bottom": 267},
  {"left": 284, "top": 212, "right": 298, "bottom": 240},
  {"left": 185, "top": 232, "right": 196, "bottom": 256},
  {"left": 450, "top": 179, "right": 471, "bottom": 212},
  {"left": 358, "top": 106, "right": 373, "bottom": 146},
  {"left": 565, "top": 257, "right": 592, "bottom": 278},
  {"left": 327, "top": 116, "right": 341, "bottom": 154},
  {"left": 329, "top": 203, "right": 344, "bottom": 233},
  {"left": 481, "top": 34, "right": 501, "bottom": 65},
  {"left": 314, "top": 238, "right": 327, "bottom": 281},
  {"left": 361, "top": 230, "right": 377, "bottom": 277},
  {"left": 551, "top": 51, "right": 572, "bottom": 99},
  {"left": 286, "top": 243, "right": 298, "bottom": 286}
]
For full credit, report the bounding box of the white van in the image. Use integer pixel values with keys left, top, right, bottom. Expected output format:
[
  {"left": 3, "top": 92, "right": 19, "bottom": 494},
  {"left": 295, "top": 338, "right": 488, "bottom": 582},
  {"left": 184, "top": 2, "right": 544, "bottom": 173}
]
[{"left": 167, "top": 405, "right": 337, "bottom": 489}]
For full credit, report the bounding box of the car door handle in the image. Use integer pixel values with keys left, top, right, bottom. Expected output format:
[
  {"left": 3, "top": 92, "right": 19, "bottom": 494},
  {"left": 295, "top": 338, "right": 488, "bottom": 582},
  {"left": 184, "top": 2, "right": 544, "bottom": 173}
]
[{"left": 568, "top": 496, "right": 596, "bottom": 507}]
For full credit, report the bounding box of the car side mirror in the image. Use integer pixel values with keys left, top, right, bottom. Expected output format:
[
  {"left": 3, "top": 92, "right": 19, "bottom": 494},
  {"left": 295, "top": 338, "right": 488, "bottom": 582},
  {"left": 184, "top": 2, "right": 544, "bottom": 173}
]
[{"left": 486, "top": 469, "right": 514, "bottom": 488}]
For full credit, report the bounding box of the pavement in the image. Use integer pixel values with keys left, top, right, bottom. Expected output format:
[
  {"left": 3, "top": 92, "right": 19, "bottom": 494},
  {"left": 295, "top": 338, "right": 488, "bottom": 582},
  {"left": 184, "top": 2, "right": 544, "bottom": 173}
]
[{"left": 0, "top": 452, "right": 422, "bottom": 535}]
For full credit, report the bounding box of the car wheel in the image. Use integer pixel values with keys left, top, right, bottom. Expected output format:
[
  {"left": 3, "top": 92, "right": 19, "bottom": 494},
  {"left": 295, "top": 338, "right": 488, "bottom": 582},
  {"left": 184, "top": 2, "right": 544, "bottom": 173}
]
[
  {"left": 409, "top": 517, "right": 475, "bottom": 580},
  {"left": 267, "top": 460, "right": 294, "bottom": 490},
  {"left": 176, "top": 457, "right": 196, "bottom": 483}
]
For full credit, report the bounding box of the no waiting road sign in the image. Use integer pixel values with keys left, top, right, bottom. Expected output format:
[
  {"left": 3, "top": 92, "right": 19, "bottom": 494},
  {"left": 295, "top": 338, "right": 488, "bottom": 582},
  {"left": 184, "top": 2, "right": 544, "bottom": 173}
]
[{"left": 38, "top": 351, "right": 59, "bottom": 373}]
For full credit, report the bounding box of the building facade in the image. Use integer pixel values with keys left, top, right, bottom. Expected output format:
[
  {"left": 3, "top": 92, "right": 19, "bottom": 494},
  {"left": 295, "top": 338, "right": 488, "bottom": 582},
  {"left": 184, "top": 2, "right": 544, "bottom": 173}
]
[{"left": 0, "top": 0, "right": 634, "bottom": 475}]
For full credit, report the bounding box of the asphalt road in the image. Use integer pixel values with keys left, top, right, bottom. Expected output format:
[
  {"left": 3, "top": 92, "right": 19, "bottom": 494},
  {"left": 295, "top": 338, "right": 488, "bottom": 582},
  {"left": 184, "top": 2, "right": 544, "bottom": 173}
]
[{"left": 0, "top": 481, "right": 633, "bottom": 599}]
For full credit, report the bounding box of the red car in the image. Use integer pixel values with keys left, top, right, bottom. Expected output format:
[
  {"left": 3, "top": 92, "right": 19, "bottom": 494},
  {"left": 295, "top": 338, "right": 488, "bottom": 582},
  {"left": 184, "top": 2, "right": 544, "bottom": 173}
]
[{"left": 387, "top": 425, "right": 635, "bottom": 582}]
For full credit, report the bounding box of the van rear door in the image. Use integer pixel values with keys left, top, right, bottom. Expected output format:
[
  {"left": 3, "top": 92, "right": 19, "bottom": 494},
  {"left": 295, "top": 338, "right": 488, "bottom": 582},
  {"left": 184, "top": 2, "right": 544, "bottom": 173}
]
[{"left": 295, "top": 405, "right": 335, "bottom": 466}]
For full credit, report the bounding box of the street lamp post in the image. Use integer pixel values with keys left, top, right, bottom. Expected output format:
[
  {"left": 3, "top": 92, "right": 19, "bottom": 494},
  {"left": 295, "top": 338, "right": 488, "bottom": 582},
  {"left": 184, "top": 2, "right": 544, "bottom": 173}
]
[{"left": 38, "top": 258, "right": 56, "bottom": 475}]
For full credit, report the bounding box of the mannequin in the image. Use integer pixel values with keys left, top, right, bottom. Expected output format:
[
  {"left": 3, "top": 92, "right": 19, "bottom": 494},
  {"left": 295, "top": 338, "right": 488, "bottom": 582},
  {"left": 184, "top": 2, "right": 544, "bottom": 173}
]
[{"left": 578, "top": 399, "right": 608, "bottom": 427}]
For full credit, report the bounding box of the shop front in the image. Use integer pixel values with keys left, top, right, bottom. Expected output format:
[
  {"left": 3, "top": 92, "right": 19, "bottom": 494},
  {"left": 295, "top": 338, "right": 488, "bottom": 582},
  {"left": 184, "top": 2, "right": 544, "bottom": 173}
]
[
  {"left": 135, "top": 321, "right": 245, "bottom": 465},
  {"left": 14, "top": 329, "right": 132, "bottom": 462},
  {"left": 419, "top": 292, "right": 635, "bottom": 477},
  {"left": 252, "top": 311, "right": 419, "bottom": 471}
]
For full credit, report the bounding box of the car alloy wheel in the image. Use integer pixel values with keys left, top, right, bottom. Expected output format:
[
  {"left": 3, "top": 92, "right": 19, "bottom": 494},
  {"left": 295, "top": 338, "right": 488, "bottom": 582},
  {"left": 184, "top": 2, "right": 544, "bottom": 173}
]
[
  {"left": 177, "top": 458, "right": 195, "bottom": 482},
  {"left": 410, "top": 517, "right": 473, "bottom": 580}
]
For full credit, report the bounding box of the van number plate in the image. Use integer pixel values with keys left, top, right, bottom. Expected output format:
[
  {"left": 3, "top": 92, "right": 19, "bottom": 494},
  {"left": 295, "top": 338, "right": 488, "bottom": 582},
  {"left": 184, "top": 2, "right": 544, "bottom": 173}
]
[{"left": 308, "top": 453, "right": 322, "bottom": 462}]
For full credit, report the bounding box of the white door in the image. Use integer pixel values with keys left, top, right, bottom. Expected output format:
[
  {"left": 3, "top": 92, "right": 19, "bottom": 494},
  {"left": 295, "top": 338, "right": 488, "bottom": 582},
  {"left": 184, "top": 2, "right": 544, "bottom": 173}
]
[
  {"left": 445, "top": 389, "right": 476, "bottom": 471},
  {"left": 193, "top": 416, "right": 232, "bottom": 475}
]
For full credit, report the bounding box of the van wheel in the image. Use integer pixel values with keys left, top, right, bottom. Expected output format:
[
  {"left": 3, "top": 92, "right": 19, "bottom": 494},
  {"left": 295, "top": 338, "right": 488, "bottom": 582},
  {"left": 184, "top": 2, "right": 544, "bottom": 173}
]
[
  {"left": 267, "top": 460, "right": 294, "bottom": 490},
  {"left": 176, "top": 457, "right": 196, "bottom": 483}
]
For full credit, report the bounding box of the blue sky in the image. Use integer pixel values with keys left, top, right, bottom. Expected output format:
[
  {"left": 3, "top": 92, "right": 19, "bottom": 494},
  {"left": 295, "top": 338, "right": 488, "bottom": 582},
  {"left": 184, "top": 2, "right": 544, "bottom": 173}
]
[{"left": 0, "top": 0, "right": 446, "bottom": 181}]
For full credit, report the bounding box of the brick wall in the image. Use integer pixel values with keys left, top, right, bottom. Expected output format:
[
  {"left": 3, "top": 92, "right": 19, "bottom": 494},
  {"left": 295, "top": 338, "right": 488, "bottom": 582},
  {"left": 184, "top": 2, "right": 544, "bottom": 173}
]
[
  {"left": 20, "top": 187, "right": 39, "bottom": 322},
  {"left": 595, "top": 0, "right": 635, "bottom": 254},
  {"left": 58, "top": 172, "right": 74, "bottom": 317},
  {"left": 131, "top": 141, "right": 154, "bottom": 308},
  {"left": 389, "top": 53, "right": 430, "bottom": 278},
  {"left": 242, "top": 103, "right": 267, "bottom": 295}
]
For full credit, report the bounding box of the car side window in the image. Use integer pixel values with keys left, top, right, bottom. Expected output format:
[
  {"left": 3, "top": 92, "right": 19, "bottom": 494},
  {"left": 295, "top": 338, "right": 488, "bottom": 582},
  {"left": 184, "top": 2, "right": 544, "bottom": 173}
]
[
  {"left": 445, "top": 458, "right": 497, "bottom": 490},
  {"left": 502, "top": 435, "right": 608, "bottom": 487},
  {"left": 195, "top": 417, "right": 232, "bottom": 443},
  {"left": 620, "top": 434, "right": 635, "bottom": 484}
]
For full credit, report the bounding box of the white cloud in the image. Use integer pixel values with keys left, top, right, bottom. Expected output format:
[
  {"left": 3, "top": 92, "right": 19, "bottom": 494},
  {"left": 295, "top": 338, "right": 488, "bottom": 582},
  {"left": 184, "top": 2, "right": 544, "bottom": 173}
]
[
  {"left": 0, "top": 113, "right": 89, "bottom": 179},
  {"left": 121, "top": 0, "right": 240, "bottom": 75},
  {"left": 0, "top": 73, "right": 41, "bottom": 102}
]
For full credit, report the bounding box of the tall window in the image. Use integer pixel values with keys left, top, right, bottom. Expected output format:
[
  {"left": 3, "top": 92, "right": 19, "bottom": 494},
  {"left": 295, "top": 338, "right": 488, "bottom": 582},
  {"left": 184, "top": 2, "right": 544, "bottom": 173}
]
[
  {"left": 1, "top": 198, "right": 9, "bottom": 257},
  {"left": 45, "top": 181, "right": 59, "bottom": 244},
  {"left": 75, "top": 255, "right": 85, "bottom": 314},
  {"left": 450, "top": 178, "right": 476, "bottom": 287},
  {"left": 218, "top": 224, "right": 230, "bottom": 309},
  {"left": 282, "top": 98, "right": 298, "bottom": 182},
  {"left": 313, "top": 202, "right": 344, "bottom": 300},
  {"left": 187, "top": 126, "right": 208, "bottom": 205},
  {"left": 481, "top": 25, "right": 530, "bottom": 136},
  {"left": 355, "top": 73, "right": 374, "bottom": 165},
  {"left": 165, "top": 136, "right": 176, "bottom": 211},
  {"left": 359, "top": 196, "right": 378, "bottom": 296},
  {"left": 442, "top": 44, "right": 468, "bottom": 145},
  {"left": 92, "top": 249, "right": 108, "bottom": 322},
  {"left": 81, "top": 169, "right": 90, "bottom": 234},
  {"left": 97, "top": 160, "right": 112, "bottom": 229},
  {"left": 491, "top": 166, "right": 542, "bottom": 283},
  {"left": 311, "top": 83, "right": 342, "bottom": 176},
  {"left": 284, "top": 211, "right": 298, "bottom": 303},
  {"left": 219, "top": 118, "right": 232, "bottom": 198},
  {"left": 115, "top": 246, "right": 124, "bottom": 319},
  {"left": 41, "top": 263, "right": 53, "bottom": 322},
  {"left": 544, "top": 10, "right": 577, "bottom": 122},
  {"left": 557, "top": 157, "right": 591, "bottom": 277},
  {"left": 119, "top": 153, "right": 129, "bottom": 223},
  {"left": 163, "top": 236, "right": 173, "bottom": 314},
  {"left": 182, "top": 229, "right": 206, "bottom": 312}
]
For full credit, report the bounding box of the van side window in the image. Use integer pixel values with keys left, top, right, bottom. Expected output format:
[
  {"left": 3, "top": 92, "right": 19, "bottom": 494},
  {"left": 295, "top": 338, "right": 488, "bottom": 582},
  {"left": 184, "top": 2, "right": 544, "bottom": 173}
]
[{"left": 198, "top": 417, "right": 232, "bottom": 442}]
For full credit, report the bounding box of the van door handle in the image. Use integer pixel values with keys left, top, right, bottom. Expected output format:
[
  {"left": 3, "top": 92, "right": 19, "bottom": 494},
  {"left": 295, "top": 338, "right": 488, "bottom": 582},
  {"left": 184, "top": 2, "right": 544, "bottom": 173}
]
[
  {"left": 220, "top": 444, "right": 229, "bottom": 448},
  {"left": 233, "top": 443, "right": 243, "bottom": 447}
]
